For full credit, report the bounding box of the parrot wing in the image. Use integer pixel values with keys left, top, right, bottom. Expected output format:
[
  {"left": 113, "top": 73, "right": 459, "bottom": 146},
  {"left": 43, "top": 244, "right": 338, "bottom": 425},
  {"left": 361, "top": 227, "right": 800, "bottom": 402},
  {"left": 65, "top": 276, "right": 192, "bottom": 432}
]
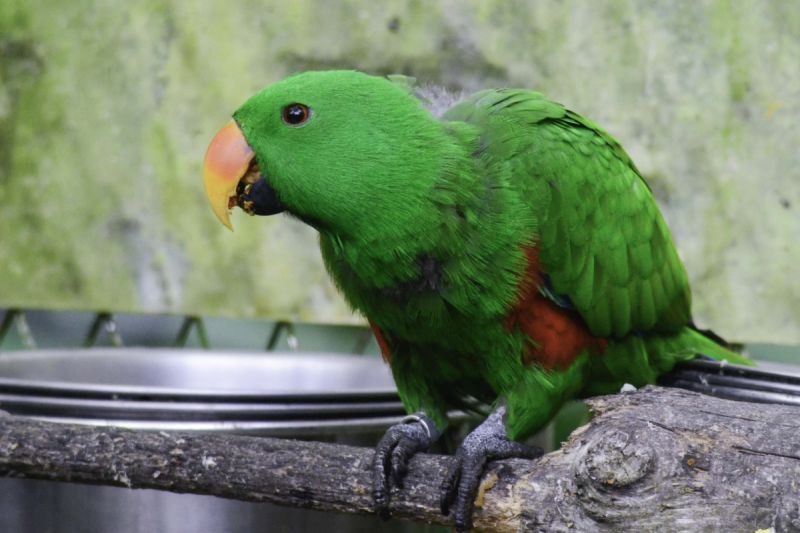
[{"left": 442, "top": 89, "right": 691, "bottom": 338}]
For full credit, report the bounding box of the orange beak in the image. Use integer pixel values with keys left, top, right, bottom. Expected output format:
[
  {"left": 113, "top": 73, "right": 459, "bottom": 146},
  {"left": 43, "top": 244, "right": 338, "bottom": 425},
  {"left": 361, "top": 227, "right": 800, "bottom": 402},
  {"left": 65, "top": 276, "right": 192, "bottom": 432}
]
[{"left": 202, "top": 120, "right": 255, "bottom": 230}]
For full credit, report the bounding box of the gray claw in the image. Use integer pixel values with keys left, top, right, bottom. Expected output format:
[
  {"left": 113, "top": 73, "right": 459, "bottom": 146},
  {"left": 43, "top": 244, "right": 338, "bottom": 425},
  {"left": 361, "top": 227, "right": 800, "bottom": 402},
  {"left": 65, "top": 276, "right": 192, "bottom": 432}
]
[
  {"left": 372, "top": 414, "right": 438, "bottom": 519},
  {"left": 440, "top": 406, "right": 542, "bottom": 532}
]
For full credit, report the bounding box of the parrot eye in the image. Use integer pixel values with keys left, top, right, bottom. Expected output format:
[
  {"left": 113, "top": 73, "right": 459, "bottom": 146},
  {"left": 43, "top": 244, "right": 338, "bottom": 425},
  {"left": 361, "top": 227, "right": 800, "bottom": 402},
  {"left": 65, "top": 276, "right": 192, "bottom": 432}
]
[{"left": 281, "top": 103, "right": 311, "bottom": 126}]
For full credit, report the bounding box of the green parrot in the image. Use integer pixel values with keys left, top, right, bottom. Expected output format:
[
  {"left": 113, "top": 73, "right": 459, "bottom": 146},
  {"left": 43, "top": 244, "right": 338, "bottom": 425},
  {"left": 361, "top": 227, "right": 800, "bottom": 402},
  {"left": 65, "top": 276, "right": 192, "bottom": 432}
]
[{"left": 202, "top": 70, "right": 750, "bottom": 531}]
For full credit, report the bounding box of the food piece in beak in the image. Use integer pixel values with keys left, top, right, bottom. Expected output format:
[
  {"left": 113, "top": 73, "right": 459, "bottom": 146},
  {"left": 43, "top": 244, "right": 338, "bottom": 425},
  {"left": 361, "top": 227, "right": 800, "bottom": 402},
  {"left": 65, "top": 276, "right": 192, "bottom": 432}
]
[{"left": 236, "top": 161, "right": 285, "bottom": 217}]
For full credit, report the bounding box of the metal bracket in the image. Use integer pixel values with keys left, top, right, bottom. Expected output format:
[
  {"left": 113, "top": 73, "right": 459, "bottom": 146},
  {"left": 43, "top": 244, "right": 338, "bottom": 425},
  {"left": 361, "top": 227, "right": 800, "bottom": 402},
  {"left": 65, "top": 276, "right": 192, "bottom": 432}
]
[
  {"left": 0, "top": 309, "right": 37, "bottom": 350},
  {"left": 84, "top": 312, "right": 124, "bottom": 348},
  {"left": 266, "top": 321, "right": 298, "bottom": 351},
  {"left": 175, "top": 315, "right": 210, "bottom": 349}
]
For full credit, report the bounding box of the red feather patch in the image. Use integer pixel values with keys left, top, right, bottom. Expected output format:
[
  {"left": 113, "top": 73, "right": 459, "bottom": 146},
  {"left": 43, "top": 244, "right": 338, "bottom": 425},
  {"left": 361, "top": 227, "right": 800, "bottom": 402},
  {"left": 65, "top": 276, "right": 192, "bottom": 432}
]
[
  {"left": 506, "top": 247, "right": 607, "bottom": 369},
  {"left": 369, "top": 320, "right": 392, "bottom": 363}
]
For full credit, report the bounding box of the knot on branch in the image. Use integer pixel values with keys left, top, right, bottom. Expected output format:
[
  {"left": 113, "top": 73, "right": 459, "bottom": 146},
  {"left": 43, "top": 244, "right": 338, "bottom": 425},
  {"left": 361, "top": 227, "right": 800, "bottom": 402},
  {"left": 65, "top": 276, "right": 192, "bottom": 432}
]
[
  {"left": 579, "top": 429, "right": 654, "bottom": 489},
  {"left": 572, "top": 422, "right": 667, "bottom": 522}
]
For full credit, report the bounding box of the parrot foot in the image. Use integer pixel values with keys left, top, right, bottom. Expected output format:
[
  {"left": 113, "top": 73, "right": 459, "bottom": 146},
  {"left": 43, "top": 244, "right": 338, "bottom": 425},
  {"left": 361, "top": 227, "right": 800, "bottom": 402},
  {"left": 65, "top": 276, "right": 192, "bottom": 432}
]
[
  {"left": 440, "top": 407, "right": 542, "bottom": 532},
  {"left": 372, "top": 414, "right": 440, "bottom": 519}
]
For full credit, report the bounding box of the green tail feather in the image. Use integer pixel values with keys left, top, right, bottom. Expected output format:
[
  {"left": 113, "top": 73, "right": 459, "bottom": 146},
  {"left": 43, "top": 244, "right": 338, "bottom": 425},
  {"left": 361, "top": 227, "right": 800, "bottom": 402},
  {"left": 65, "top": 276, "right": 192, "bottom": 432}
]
[
  {"left": 583, "top": 326, "right": 752, "bottom": 397},
  {"left": 679, "top": 327, "right": 752, "bottom": 366},
  {"left": 645, "top": 327, "right": 753, "bottom": 376}
]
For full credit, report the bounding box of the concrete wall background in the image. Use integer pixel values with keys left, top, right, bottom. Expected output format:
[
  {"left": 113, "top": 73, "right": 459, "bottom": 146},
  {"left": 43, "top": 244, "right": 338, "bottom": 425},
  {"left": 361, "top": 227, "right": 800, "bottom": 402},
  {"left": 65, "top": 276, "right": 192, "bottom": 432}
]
[{"left": 1, "top": 0, "right": 797, "bottom": 343}]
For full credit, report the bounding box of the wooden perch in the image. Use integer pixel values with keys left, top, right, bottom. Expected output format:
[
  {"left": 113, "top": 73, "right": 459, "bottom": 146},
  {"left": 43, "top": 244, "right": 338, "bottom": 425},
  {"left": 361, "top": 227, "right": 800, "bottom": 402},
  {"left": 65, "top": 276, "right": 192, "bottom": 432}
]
[{"left": 1, "top": 386, "right": 799, "bottom": 532}]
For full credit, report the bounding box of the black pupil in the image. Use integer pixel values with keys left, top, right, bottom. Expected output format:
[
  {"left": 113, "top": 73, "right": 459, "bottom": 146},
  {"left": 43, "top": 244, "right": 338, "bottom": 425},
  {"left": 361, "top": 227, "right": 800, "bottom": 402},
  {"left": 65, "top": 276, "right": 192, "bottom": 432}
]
[{"left": 285, "top": 105, "right": 306, "bottom": 124}]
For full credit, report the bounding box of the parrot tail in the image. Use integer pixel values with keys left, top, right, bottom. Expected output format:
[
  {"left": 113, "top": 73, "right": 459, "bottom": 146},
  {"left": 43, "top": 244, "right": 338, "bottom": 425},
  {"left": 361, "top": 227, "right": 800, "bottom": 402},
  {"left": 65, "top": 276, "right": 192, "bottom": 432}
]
[
  {"left": 681, "top": 325, "right": 753, "bottom": 366},
  {"left": 657, "top": 326, "right": 800, "bottom": 407},
  {"left": 687, "top": 321, "right": 734, "bottom": 349}
]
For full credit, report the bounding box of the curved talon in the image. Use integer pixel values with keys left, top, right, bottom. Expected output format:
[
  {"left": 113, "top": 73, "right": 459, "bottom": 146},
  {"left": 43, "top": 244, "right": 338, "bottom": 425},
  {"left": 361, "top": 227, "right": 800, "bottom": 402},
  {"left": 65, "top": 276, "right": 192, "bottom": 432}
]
[
  {"left": 372, "top": 416, "right": 437, "bottom": 519},
  {"left": 440, "top": 454, "right": 462, "bottom": 516},
  {"left": 390, "top": 438, "right": 416, "bottom": 487},
  {"left": 440, "top": 408, "right": 543, "bottom": 532}
]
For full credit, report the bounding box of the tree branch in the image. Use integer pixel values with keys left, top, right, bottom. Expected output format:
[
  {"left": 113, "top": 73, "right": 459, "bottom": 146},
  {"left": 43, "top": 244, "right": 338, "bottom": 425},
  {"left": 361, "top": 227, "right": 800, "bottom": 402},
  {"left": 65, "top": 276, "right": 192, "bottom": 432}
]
[{"left": 1, "top": 386, "right": 799, "bottom": 531}]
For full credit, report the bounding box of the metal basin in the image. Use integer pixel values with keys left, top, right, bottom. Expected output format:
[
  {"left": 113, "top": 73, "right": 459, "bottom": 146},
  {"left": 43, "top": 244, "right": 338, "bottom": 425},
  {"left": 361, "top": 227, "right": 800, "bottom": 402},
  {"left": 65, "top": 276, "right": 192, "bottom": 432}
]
[
  {"left": 0, "top": 348, "right": 395, "bottom": 395},
  {"left": 0, "top": 348, "right": 404, "bottom": 435},
  {"left": 0, "top": 348, "right": 435, "bottom": 533}
]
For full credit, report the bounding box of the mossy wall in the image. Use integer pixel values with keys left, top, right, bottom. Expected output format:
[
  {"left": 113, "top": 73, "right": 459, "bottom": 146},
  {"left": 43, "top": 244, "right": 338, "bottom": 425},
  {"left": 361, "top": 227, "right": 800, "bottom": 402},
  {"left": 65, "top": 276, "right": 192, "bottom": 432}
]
[{"left": 1, "top": 1, "right": 798, "bottom": 343}]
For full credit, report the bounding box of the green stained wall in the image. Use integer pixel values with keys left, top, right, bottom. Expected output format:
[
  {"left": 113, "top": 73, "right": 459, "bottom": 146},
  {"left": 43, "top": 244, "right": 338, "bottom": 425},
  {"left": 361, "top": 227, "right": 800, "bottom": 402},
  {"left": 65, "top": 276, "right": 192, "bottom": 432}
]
[{"left": 1, "top": 1, "right": 798, "bottom": 342}]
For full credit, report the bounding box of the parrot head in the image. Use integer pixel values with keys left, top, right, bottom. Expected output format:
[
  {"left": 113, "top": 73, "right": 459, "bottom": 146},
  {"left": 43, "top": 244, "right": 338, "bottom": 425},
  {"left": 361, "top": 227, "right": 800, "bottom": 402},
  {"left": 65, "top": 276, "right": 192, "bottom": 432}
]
[{"left": 203, "top": 70, "right": 456, "bottom": 237}]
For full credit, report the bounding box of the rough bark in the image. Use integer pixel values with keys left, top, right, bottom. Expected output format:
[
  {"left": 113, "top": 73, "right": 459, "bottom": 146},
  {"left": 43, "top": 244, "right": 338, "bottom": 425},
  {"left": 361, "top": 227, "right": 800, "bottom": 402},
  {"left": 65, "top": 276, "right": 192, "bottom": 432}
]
[{"left": 0, "top": 386, "right": 798, "bottom": 532}]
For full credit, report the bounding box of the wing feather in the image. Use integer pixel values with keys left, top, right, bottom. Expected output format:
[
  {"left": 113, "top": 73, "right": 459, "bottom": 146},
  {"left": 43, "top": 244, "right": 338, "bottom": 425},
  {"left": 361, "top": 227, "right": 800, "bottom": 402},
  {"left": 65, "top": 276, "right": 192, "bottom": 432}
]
[{"left": 443, "top": 89, "right": 691, "bottom": 337}]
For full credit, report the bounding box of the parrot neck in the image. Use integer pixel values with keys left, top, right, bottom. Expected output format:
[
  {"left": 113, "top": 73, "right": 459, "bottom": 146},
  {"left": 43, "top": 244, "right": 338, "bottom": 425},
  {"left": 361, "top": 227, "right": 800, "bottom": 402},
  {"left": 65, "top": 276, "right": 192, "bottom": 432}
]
[{"left": 319, "top": 122, "right": 534, "bottom": 339}]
